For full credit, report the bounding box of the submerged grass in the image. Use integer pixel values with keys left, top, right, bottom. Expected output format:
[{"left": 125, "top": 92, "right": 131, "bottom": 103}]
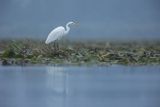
[{"left": 0, "top": 39, "right": 160, "bottom": 66}]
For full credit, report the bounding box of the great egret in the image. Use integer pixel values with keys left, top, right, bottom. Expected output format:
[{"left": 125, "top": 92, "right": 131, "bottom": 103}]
[{"left": 45, "top": 21, "right": 76, "bottom": 47}]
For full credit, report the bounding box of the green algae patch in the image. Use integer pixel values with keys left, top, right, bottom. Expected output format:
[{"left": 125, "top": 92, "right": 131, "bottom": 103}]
[{"left": 0, "top": 40, "right": 160, "bottom": 66}]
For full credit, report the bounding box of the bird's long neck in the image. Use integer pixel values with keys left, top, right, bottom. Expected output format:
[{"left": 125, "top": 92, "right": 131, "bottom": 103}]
[{"left": 65, "top": 23, "right": 70, "bottom": 34}]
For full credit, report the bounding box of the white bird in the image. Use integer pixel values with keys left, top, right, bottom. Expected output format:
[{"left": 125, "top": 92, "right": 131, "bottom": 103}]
[{"left": 45, "top": 21, "right": 76, "bottom": 44}]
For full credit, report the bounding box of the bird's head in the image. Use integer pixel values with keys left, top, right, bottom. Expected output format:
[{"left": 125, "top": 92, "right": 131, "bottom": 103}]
[{"left": 67, "top": 21, "right": 79, "bottom": 26}]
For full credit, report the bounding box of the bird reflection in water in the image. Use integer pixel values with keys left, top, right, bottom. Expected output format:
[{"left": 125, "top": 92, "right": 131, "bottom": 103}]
[{"left": 46, "top": 67, "right": 69, "bottom": 96}]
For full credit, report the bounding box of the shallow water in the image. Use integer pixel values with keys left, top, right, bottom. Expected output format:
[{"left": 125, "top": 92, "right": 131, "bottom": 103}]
[{"left": 0, "top": 65, "right": 160, "bottom": 107}]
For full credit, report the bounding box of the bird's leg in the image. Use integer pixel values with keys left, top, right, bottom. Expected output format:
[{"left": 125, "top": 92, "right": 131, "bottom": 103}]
[
  {"left": 57, "top": 42, "right": 59, "bottom": 50},
  {"left": 57, "top": 41, "right": 59, "bottom": 50},
  {"left": 61, "top": 38, "right": 64, "bottom": 46},
  {"left": 54, "top": 40, "right": 59, "bottom": 51},
  {"left": 53, "top": 42, "right": 56, "bottom": 50}
]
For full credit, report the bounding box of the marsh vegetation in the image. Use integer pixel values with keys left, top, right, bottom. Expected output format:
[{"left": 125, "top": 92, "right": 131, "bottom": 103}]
[{"left": 0, "top": 39, "right": 159, "bottom": 66}]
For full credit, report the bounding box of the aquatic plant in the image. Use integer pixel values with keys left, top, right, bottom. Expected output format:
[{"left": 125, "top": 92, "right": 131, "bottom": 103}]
[{"left": 0, "top": 40, "right": 159, "bottom": 65}]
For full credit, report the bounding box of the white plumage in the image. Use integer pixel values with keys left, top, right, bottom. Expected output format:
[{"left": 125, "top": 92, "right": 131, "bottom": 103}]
[
  {"left": 45, "top": 26, "right": 65, "bottom": 44},
  {"left": 45, "top": 21, "right": 76, "bottom": 44}
]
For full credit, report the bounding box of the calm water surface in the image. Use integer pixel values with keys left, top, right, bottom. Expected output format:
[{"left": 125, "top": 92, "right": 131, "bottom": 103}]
[{"left": 0, "top": 65, "right": 160, "bottom": 107}]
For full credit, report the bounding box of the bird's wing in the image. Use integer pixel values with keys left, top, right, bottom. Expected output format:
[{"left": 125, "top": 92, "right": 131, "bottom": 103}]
[{"left": 45, "top": 26, "right": 65, "bottom": 44}]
